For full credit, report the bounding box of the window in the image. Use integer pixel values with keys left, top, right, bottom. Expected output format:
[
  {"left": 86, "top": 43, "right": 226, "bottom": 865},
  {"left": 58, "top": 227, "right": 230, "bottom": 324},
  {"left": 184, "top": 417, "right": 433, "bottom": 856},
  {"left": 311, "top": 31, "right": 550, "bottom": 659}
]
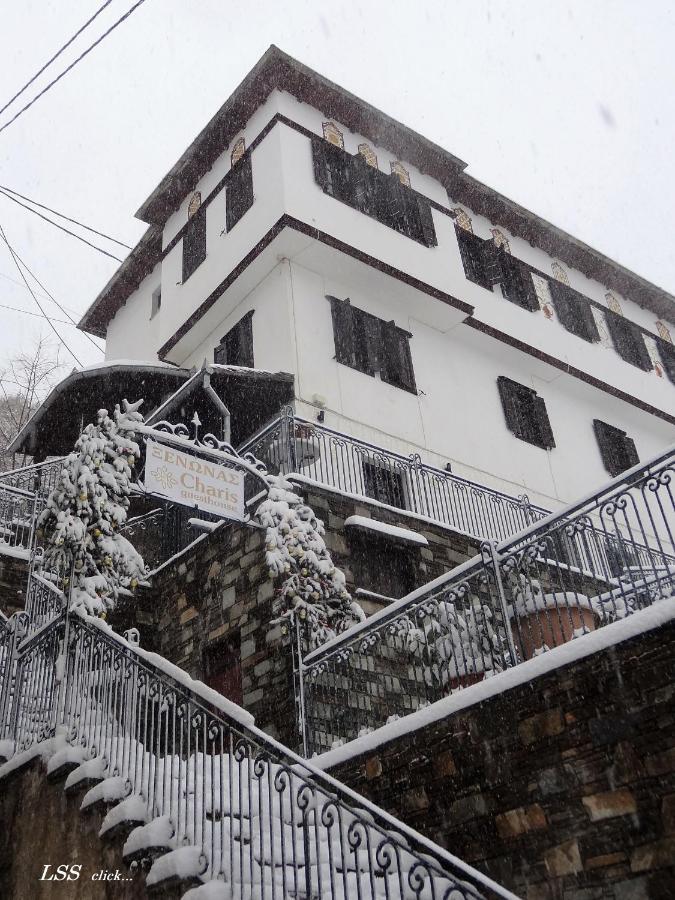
[
  {"left": 656, "top": 321, "right": 672, "bottom": 344},
  {"left": 605, "top": 311, "right": 652, "bottom": 371},
  {"left": 230, "top": 137, "right": 246, "bottom": 167},
  {"left": 362, "top": 460, "right": 406, "bottom": 509},
  {"left": 499, "top": 254, "right": 539, "bottom": 311},
  {"left": 328, "top": 296, "right": 416, "bottom": 392},
  {"left": 322, "top": 121, "right": 344, "bottom": 148},
  {"left": 187, "top": 191, "right": 202, "bottom": 219},
  {"left": 593, "top": 420, "right": 639, "bottom": 477},
  {"left": 551, "top": 262, "right": 570, "bottom": 285},
  {"left": 349, "top": 533, "right": 415, "bottom": 598},
  {"left": 226, "top": 154, "right": 254, "bottom": 232},
  {"left": 390, "top": 161, "right": 411, "bottom": 187},
  {"left": 203, "top": 635, "right": 242, "bottom": 705},
  {"left": 656, "top": 337, "right": 675, "bottom": 384},
  {"left": 182, "top": 207, "right": 206, "bottom": 282},
  {"left": 497, "top": 377, "right": 555, "bottom": 449},
  {"left": 214, "top": 311, "right": 254, "bottom": 367},
  {"left": 453, "top": 209, "right": 473, "bottom": 233},
  {"left": 150, "top": 286, "right": 161, "bottom": 319},
  {"left": 491, "top": 228, "right": 511, "bottom": 254},
  {"left": 312, "top": 138, "right": 436, "bottom": 246},
  {"left": 358, "top": 143, "right": 378, "bottom": 168},
  {"left": 605, "top": 292, "right": 623, "bottom": 316},
  {"left": 549, "top": 281, "right": 600, "bottom": 342}
]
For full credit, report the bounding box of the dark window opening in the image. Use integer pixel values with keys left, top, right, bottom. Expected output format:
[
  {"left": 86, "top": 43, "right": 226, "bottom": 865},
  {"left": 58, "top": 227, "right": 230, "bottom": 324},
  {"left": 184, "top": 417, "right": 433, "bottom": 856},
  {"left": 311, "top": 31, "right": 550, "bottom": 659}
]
[
  {"left": 605, "top": 311, "right": 652, "bottom": 371},
  {"left": 349, "top": 533, "right": 416, "bottom": 599},
  {"left": 329, "top": 296, "right": 416, "bottom": 392},
  {"left": 497, "top": 376, "right": 555, "bottom": 450},
  {"left": 182, "top": 207, "right": 206, "bottom": 282},
  {"left": 362, "top": 460, "right": 406, "bottom": 509},
  {"left": 150, "top": 287, "right": 161, "bottom": 319},
  {"left": 499, "top": 254, "right": 540, "bottom": 312},
  {"left": 203, "top": 634, "right": 242, "bottom": 706},
  {"left": 214, "top": 311, "right": 254, "bottom": 367},
  {"left": 226, "top": 154, "right": 254, "bottom": 232},
  {"left": 549, "top": 281, "right": 600, "bottom": 342},
  {"left": 593, "top": 420, "right": 639, "bottom": 477},
  {"left": 312, "top": 137, "right": 436, "bottom": 247},
  {"left": 656, "top": 337, "right": 675, "bottom": 384}
]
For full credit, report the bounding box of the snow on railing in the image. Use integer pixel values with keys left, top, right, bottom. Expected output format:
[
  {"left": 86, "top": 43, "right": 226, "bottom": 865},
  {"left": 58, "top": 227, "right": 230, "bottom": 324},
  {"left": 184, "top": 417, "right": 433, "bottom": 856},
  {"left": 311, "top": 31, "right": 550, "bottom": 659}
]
[
  {"left": 0, "top": 482, "right": 37, "bottom": 559},
  {"left": 0, "top": 609, "right": 513, "bottom": 899},
  {"left": 298, "top": 444, "right": 675, "bottom": 755},
  {"left": 0, "top": 457, "right": 65, "bottom": 496},
  {"left": 239, "top": 407, "right": 550, "bottom": 543}
]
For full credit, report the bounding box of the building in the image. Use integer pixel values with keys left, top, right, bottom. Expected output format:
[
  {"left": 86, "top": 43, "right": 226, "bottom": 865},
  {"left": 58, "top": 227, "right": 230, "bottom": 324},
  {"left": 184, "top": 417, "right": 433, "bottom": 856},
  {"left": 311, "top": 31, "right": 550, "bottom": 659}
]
[{"left": 2, "top": 47, "right": 675, "bottom": 899}]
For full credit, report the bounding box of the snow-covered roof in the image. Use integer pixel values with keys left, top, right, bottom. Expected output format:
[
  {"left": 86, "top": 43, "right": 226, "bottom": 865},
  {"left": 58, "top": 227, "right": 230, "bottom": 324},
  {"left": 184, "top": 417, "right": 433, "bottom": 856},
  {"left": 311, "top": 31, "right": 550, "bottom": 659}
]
[{"left": 344, "top": 515, "right": 429, "bottom": 546}]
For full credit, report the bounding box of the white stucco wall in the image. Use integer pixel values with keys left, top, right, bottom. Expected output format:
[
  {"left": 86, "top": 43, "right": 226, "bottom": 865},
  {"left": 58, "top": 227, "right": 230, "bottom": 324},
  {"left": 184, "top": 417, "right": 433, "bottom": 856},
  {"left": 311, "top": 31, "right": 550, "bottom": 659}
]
[{"left": 104, "top": 261, "right": 161, "bottom": 361}]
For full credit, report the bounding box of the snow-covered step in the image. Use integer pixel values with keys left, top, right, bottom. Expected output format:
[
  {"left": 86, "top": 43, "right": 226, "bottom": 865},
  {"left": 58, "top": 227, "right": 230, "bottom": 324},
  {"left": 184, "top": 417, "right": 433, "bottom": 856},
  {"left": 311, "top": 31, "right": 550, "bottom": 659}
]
[
  {"left": 146, "top": 846, "right": 208, "bottom": 892},
  {"left": 46, "top": 744, "right": 88, "bottom": 781},
  {"left": 123, "top": 815, "right": 175, "bottom": 864},
  {"left": 63, "top": 755, "right": 107, "bottom": 794},
  {"left": 99, "top": 793, "right": 148, "bottom": 839},
  {"left": 81, "top": 775, "right": 127, "bottom": 812}
]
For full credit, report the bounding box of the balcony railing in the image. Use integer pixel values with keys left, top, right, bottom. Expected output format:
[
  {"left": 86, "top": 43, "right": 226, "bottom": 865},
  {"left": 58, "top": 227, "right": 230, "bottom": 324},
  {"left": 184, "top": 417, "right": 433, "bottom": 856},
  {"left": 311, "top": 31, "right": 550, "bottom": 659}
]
[
  {"left": 0, "top": 457, "right": 65, "bottom": 497},
  {"left": 0, "top": 608, "right": 512, "bottom": 899},
  {"left": 297, "top": 444, "right": 675, "bottom": 755},
  {"left": 240, "top": 408, "right": 550, "bottom": 543}
]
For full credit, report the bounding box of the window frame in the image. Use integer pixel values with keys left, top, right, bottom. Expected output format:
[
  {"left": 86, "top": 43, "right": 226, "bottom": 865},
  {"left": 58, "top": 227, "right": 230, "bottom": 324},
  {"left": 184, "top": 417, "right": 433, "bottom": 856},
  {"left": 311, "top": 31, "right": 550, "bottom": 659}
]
[
  {"left": 226, "top": 153, "right": 254, "bottom": 232},
  {"left": 213, "top": 310, "right": 254, "bottom": 368},
  {"left": 361, "top": 459, "right": 408, "bottom": 510},
  {"left": 182, "top": 206, "right": 207, "bottom": 282}
]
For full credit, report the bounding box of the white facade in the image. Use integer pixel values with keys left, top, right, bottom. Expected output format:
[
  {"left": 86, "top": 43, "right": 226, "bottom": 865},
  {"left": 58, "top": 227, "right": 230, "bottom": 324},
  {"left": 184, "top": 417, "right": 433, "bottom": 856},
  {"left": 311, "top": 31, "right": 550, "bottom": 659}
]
[{"left": 98, "top": 79, "right": 674, "bottom": 513}]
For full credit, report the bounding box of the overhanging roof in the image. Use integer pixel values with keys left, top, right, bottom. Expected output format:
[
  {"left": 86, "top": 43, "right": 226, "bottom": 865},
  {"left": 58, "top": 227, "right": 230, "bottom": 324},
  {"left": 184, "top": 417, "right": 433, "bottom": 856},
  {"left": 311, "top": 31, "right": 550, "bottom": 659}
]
[{"left": 78, "top": 45, "right": 675, "bottom": 339}]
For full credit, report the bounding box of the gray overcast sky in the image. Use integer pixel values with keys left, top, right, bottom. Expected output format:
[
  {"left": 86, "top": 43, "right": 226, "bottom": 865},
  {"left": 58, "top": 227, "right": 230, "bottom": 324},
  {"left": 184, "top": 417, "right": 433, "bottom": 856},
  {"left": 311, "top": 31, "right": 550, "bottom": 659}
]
[{"left": 1, "top": 0, "right": 674, "bottom": 380}]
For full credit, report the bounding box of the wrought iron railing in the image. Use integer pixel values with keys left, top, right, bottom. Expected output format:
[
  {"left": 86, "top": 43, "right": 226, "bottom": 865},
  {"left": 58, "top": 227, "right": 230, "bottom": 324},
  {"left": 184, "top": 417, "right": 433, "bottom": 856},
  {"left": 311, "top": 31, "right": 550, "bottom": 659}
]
[
  {"left": 0, "top": 608, "right": 513, "bottom": 899},
  {"left": 240, "top": 408, "right": 550, "bottom": 543},
  {"left": 298, "top": 445, "right": 675, "bottom": 755},
  {"left": 0, "top": 482, "right": 38, "bottom": 558},
  {"left": 0, "top": 457, "right": 65, "bottom": 496}
]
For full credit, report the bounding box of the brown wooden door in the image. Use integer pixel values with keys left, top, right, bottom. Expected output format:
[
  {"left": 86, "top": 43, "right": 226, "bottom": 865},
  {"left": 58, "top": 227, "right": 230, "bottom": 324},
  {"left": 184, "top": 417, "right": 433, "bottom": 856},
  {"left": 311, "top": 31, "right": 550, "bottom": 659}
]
[{"left": 203, "top": 636, "right": 242, "bottom": 706}]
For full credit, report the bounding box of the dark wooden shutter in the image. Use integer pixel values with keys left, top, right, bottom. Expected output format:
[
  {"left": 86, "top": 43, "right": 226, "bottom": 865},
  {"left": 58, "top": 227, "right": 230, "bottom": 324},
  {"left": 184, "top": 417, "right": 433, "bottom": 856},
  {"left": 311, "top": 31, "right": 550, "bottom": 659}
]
[
  {"left": 312, "top": 137, "right": 333, "bottom": 195},
  {"left": 238, "top": 310, "right": 254, "bottom": 367},
  {"left": 182, "top": 207, "right": 206, "bottom": 281},
  {"left": 593, "top": 420, "right": 638, "bottom": 477},
  {"left": 482, "top": 243, "right": 504, "bottom": 286},
  {"left": 605, "top": 312, "right": 652, "bottom": 370},
  {"left": 532, "top": 396, "right": 555, "bottom": 449},
  {"left": 381, "top": 322, "right": 416, "bottom": 392},
  {"left": 416, "top": 196, "right": 437, "bottom": 247},
  {"left": 457, "top": 228, "right": 490, "bottom": 289},
  {"left": 226, "top": 155, "right": 254, "bottom": 231},
  {"left": 550, "top": 282, "right": 599, "bottom": 342},
  {"left": 656, "top": 337, "right": 675, "bottom": 383},
  {"left": 497, "top": 376, "right": 524, "bottom": 437},
  {"left": 328, "top": 296, "right": 355, "bottom": 366},
  {"left": 500, "top": 255, "right": 539, "bottom": 311}
]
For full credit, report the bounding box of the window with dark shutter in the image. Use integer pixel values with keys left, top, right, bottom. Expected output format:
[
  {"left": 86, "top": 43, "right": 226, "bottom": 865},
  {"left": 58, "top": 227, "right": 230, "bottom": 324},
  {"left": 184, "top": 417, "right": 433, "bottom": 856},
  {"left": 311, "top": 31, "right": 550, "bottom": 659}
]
[
  {"left": 605, "top": 311, "right": 652, "bottom": 371},
  {"left": 328, "top": 297, "right": 416, "bottom": 393},
  {"left": 182, "top": 207, "right": 206, "bottom": 282},
  {"left": 499, "top": 254, "right": 539, "bottom": 311},
  {"left": 311, "top": 138, "right": 436, "bottom": 246},
  {"left": 213, "top": 311, "right": 254, "bottom": 368},
  {"left": 349, "top": 533, "right": 416, "bottom": 598},
  {"left": 362, "top": 460, "right": 406, "bottom": 509},
  {"left": 226, "top": 154, "right": 254, "bottom": 232},
  {"left": 497, "top": 376, "right": 555, "bottom": 449},
  {"left": 549, "top": 282, "right": 600, "bottom": 342},
  {"left": 456, "top": 228, "right": 492, "bottom": 289},
  {"left": 593, "top": 420, "right": 639, "bottom": 477},
  {"left": 656, "top": 337, "right": 675, "bottom": 384}
]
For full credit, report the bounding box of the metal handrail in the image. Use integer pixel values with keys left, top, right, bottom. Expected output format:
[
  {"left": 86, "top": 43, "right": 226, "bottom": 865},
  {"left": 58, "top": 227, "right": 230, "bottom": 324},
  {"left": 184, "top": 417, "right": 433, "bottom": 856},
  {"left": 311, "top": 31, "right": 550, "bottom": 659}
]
[{"left": 1, "top": 609, "right": 514, "bottom": 899}]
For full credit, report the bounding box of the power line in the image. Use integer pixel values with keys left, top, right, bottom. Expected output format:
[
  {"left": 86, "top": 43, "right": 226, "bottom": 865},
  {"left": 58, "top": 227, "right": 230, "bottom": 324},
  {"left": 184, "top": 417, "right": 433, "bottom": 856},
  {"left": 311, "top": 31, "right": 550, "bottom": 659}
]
[
  {"left": 0, "top": 302, "right": 76, "bottom": 327},
  {"left": 0, "top": 184, "right": 132, "bottom": 250},
  {"left": 0, "top": 0, "right": 148, "bottom": 136},
  {"left": 0, "top": 224, "right": 82, "bottom": 366},
  {"left": 0, "top": 0, "right": 115, "bottom": 119},
  {"left": 6, "top": 243, "right": 104, "bottom": 352},
  {"left": 0, "top": 189, "right": 123, "bottom": 262}
]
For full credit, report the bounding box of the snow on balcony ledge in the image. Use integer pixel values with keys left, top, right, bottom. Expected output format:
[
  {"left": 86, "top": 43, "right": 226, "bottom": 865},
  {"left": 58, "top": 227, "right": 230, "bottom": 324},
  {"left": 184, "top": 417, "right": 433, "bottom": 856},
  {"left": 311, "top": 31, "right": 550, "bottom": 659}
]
[{"left": 344, "top": 516, "right": 429, "bottom": 546}]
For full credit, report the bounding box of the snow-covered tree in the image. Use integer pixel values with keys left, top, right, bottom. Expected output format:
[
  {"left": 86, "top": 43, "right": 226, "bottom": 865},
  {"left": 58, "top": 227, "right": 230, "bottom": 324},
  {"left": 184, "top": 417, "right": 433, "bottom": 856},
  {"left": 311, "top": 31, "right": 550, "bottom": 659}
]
[
  {"left": 38, "top": 400, "right": 148, "bottom": 617},
  {"left": 255, "top": 475, "right": 364, "bottom": 649}
]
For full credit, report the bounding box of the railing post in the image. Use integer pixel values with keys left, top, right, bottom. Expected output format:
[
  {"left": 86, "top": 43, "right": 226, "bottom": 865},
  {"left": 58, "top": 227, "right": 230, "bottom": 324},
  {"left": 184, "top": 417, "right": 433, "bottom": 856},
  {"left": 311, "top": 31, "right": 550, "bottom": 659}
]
[
  {"left": 0, "top": 613, "right": 27, "bottom": 746},
  {"left": 292, "top": 613, "right": 309, "bottom": 757},
  {"left": 484, "top": 540, "right": 518, "bottom": 669}
]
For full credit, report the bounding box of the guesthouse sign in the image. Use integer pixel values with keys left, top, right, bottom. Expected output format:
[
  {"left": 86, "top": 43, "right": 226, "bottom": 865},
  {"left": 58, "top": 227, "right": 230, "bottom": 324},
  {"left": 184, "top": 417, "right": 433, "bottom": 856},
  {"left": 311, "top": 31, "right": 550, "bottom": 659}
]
[{"left": 144, "top": 438, "right": 245, "bottom": 522}]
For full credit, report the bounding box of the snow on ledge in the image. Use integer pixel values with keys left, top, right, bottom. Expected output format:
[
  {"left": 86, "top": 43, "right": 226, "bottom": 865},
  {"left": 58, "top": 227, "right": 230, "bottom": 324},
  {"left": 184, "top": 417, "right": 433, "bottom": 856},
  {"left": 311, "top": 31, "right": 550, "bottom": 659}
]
[
  {"left": 344, "top": 516, "right": 429, "bottom": 546},
  {"left": 312, "top": 599, "right": 675, "bottom": 771}
]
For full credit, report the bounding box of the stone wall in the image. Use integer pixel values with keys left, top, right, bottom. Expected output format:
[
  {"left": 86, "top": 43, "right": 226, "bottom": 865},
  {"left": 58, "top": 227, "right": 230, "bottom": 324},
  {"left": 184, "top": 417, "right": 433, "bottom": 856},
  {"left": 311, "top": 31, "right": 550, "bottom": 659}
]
[{"left": 327, "top": 618, "right": 675, "bottom": 899}]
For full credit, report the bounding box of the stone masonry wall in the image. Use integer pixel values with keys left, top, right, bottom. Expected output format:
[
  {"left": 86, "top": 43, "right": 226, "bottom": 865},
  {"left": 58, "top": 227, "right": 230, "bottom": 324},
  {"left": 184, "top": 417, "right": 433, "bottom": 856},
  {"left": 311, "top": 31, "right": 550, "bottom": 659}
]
[{"left": 327, "top": 618, "right": 675, "bottom": 900}]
